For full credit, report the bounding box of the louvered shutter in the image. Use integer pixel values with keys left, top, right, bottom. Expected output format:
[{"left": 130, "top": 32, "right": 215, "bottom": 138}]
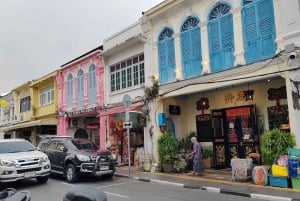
[
  {"left": 221, "top": 14, "right": 234, "bottom": 68},
  {"left": 158, "top": 40, "right": 168, "bottom": 84},
  {"left": 191, "top": 27, "right": 202, "bottom": 76},
  {"left": 167, "top": 38, "right": 176, "bottom": 82},
  {"left": 209, "top": 20, "right": 222, "bottom": 72}
]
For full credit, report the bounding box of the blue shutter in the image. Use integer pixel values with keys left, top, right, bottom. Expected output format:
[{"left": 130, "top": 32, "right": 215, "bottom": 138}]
[
  {"left": 67, "top": 79, "right": 73, "bottom": 108},
  {"left": 258, "top": 0, "right": 276, "bottom": 58},
  {"left": 88, "top": 69, "right": 96, "bottom": 104},
  {"left": 158, "top": 40, "right": 168, "bottom": 84},
  {"left": 243, "top": 0, "right": 276, "bottom": 63},
  {"left": 181, "top": 27, "right": 202, "bottom": 78},
  {"left": 221, "top": 15, "right": 234, "bottom": 68},
  {"left": 167, "top": 38, "right": 176, "bottom": 82},
  {"left": 78, "top": 74, "right": 84, "bottom": 107},
  {"left": 244, "top": 4, "right": 259, "bottom": 62},
  {"left": 209, "top": 20, "right": 222, "bottom": 72},
  {"left": 181, "top": 30, "right": 192, "bottom": 78},
  {"left": 191, "top": 27, "right": 202, "bottom": 76}
]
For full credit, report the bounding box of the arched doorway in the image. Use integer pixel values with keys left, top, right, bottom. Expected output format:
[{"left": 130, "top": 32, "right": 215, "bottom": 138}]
[{"left": 74, "top": 128, "right": 88, "bottom": 139}]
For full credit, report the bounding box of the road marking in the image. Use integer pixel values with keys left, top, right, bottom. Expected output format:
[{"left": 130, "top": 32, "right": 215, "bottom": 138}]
[
  {"left": 61, "top": 182, "right": 75, "bottom": 187},
  {"left": 102, "top": 191, "right": 130, "bottom": 199},
  {"left": 97, "top": 181, "right": 133, "bottom": 188}
]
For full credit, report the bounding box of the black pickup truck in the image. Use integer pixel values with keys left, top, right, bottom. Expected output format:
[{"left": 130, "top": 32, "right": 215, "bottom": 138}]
[{"left": 38, "top": 136, "right": 117, "bottom": 183}]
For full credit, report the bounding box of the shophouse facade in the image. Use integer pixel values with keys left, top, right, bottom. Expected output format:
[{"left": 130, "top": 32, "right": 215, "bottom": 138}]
[
  {"left": 0, "top": 70, "right": 59, "bottom": 144},
  {"left": 101, "top": 22, "right": 155, "bottom": 166},
  {"left": 140, "top": 0, "right": 300, "bottom": 167},
  {"left": 56, "top": 46, "right": 106, "bottom": 149}
]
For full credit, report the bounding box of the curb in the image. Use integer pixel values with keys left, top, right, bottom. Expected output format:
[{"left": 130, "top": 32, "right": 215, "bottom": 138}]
[{"left": 114, "top": 173, "right": 298, "bottom": 201}]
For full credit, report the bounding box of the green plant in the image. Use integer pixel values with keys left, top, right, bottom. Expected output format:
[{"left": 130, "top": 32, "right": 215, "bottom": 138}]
[
  {"left": 261, "top": 129, "right": 296, "bottom": 165},
  {"left": 203, "top": 149, "right": 213, "bottom": 159},
  {"left": 144, "top": 76, "right": 159, "bottom": 100},
  {"left": 158, "top": 132, "right": 179, "bottom": 164}
]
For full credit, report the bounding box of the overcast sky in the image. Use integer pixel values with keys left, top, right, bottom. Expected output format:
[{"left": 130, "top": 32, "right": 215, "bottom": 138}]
[{"left": 0, "top": 0, "right": 162, "bottom": 95}]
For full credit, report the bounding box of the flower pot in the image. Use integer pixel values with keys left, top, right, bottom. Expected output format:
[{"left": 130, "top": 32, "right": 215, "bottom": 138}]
[{"left": 203, "top": 158, "right": 212, "bottom": 169}]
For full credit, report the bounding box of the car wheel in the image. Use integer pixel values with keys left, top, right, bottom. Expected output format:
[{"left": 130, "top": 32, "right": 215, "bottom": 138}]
[
  {"left": 36, "top": 176, "right": 48, "bottom": 183},
  {"left": 66, "top": 164, "right": 77, "bottom": 183}
]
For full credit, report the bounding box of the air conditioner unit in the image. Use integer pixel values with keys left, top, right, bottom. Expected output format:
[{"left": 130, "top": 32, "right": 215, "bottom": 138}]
[{"left": 70, "top": 119, "right": 78, "bottom": 128}]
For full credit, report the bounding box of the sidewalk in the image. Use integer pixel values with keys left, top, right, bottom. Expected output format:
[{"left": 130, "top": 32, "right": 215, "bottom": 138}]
[{"left": 115, "top": 166, "right": 300, "bottom": 201}]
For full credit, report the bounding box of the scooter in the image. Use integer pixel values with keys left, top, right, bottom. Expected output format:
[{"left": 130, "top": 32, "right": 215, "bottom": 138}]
[{"left": 0, "top": 188, "right": 31, "bottom": 201}]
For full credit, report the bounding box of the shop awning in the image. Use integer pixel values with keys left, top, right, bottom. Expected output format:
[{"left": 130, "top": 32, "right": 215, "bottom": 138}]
[{"left": 0, "top": 118, "right": 57, "bottom": 131}]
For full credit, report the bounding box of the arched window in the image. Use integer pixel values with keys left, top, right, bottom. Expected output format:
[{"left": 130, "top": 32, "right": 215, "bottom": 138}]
[
  {"left": 77, "top": 69, "right": 84, "bottom": 107},
  {"left": 88, "top": 64, "right": 96, "bottom": 104},
  {"left": 67, "top": 74, "right": 73, "bottom": 108},
  {"left": 181, "top": 16, "right": 202, "bottom": 79},
  {"left": 158, "top": 27, "right": 176, "bottom": 84},
  {"left": 242, "top": 0, "right": 276, "bottom": 63},
  {"left": 208, "top": 3, "right": 234, "bottom": 72}
]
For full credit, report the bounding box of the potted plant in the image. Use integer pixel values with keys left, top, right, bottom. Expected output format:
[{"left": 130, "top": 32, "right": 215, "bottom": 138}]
[
  {"left": 261, "top": 129, "right": 296, "bottom": 165},
  {"left": 202, "top": 148, "right": 213, "bottom": 169},
  {"left": 158, "top": 132, "right": 179, "bottom": 173}
]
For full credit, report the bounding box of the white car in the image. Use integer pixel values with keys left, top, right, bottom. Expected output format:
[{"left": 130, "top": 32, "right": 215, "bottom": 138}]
[{"left": 0, "top": 138, "right": 51, "bottom": 184}]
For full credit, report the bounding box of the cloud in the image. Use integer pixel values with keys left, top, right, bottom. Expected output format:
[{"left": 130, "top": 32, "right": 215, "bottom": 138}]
[{"left": 0, "top": 0, "right": 162, "bottom": 94}]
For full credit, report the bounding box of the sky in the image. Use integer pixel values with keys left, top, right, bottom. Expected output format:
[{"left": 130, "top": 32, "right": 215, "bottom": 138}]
[{"left": 0, "top": 0, "right": 163, "bottom": 95}]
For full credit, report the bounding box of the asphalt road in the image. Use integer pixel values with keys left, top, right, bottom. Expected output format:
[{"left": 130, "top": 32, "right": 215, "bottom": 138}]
[{"left": 2, "top": 176, "right": 263, "bottom": 201}]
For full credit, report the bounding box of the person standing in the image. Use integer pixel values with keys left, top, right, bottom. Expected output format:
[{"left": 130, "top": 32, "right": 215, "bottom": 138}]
[{"left": 190, "top": 137, "right": 204, "bottom": 175}]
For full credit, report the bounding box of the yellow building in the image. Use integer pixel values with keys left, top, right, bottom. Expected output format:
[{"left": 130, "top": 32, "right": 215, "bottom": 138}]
[{"left": 2, "top": 70, "right": 59, "bottom": 144}]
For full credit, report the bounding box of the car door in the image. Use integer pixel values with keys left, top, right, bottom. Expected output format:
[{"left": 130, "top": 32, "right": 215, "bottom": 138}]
[
  {"left": 55, "top": 141, "right": 68, "bottom": 173},
  {"left": 45, "top": 140, "right": 59, "bottom": 171}
]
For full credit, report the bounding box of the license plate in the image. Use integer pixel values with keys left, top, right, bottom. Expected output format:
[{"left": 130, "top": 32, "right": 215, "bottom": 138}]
[
  {"left": 24, "top": 171, "right": 36, "bottom": 177},
  {"left": 100, "top": 166, "right": 109, "bottom": 170}
]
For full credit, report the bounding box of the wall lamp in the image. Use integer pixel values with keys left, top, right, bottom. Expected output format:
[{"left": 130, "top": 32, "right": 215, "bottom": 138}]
[{"left": 243, "top": 83, "right": 254, "bottom": 101}]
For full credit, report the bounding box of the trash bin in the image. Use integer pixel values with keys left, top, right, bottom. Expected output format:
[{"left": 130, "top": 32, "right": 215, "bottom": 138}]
[{"left": 63, "top": 185, "right": 107, "bottom": 201}]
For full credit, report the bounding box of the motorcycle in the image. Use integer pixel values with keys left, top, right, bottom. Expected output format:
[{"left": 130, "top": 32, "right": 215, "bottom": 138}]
[{"left": 0, "top": 188, "right": 31, "bottom": 201}]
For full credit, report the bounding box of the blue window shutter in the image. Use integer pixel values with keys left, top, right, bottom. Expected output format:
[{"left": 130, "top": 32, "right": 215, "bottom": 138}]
[
  {"left": 167, "top": 38, "right": 176, "bottom": 82},
  {"left": 258, "top": 0, "right": 276, "bottom": 58},
  {"left": 209, "top": 20, "right": 222, "bottom": 72},
  {"left": 221, "top": 15, "right": 234, "bottom": 68},
  {"left": 158, "top": 40, "right": 168, "bottom": 84},
  {"left": 243, "top": 0, "right": 276, "bottom": 63},
  {"left": 181, "top": 30, "right": 192, "bottom": 78},
  {"left": 88, "top": 69, "right": 96, "bottom": 104},
  {"left": 244, "top": 4, "right": 259, "bottom": 62},
  {"left": 181, "top": 27, "right": 202, "bottom": 78},
  {"left": 191, "top": 27, "right": 202, "bottom": 76},
  {"left": 67, "top": 79, "right": 73, "bottom": 108},
  {"left": 77, "top": 72, "right": 84, "bottom": 107}
]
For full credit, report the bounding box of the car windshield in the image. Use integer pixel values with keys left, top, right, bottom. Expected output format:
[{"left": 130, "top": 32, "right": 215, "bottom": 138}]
[
  {"left": 0, "top": 141, "right": 36, "bottom": 154},
  {"left": 71, "top": 139, "right": 98, "bottom": 150}
]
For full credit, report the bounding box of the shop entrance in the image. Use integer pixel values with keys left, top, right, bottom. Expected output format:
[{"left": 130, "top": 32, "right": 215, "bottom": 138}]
[{"left": 212, "top": 105, "right": 259, "bottom": 169}]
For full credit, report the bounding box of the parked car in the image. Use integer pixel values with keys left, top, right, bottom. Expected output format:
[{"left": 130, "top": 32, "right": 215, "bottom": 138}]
[
  {"left": 42, "top": 137, "right": 117, "bottom": 183},
  {"left": 0, "top": 139, "right": 50, "bottom": 184},
  {"left": 36, "top": 135, "right": 71, "bottom": 152}
]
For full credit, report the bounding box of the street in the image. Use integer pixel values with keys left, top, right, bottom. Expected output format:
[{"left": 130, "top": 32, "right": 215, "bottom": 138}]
[{"left": 2, "top": 176, "right": 264, "bottom": 201}]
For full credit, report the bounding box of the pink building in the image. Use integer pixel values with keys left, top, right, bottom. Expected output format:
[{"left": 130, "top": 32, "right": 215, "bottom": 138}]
[{"left": 56, "top": 46, "right": 106, "bottom": 149}]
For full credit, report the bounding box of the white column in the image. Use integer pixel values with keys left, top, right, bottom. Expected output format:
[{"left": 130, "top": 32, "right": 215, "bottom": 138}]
[
  {"left": 200, "top": 21, "right": 210, "bottom": 74},
  {"left": 285, "top": 67, "right": 300, "bottom": 147},
  {"left": 231, "top": 6, "right": 246, "bottom": 66},
  {"left": 174, "top": 33, "right": 183, "bottom": 80},
  {"left": 273, "top": 0, "right": 285, "bottom": 51}
]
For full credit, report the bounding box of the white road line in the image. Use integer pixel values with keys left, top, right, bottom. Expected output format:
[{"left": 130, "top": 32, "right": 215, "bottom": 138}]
[
  {"left": 97, "top": 181, "right": 133, "bottom": 188},
  {"left": 102, "top": 191, "right": 130, "bottom": 199},
  {"left": 61, "top": 182, "right": 75, "bottom": 187}
]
